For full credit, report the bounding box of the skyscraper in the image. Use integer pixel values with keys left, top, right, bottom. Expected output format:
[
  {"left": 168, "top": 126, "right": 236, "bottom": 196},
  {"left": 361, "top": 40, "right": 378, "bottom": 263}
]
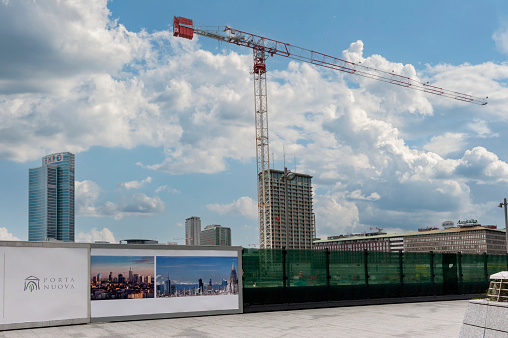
[
  {"left": 185, "top": 216, "right": 201, "bottom": 245},
  {"left": 259, "top": 168, "right": 314, "bottom": 249},
  {"left": 28, "top": 152, "right": 75, "bottom": 242},
  {"left": 200, "top": 224, "right": 232, "bottom": 246}
]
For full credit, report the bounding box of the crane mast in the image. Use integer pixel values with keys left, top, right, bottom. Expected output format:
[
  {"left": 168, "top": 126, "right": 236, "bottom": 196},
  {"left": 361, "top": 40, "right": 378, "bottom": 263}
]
[{"left": 172, "top": 17, "right": 488, "bottom": 249}]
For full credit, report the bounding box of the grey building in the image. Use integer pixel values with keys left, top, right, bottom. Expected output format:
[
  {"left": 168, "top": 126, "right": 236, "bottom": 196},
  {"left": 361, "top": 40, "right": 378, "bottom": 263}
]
[
  {"left": 28, "top": 152, "right": 75, "bottom": 242},
  {"left": 200, "top": 224, "right": 231, "bottom": 246},
  {"left": 185, "top": 216, "right": 201, "bottom": 245}
]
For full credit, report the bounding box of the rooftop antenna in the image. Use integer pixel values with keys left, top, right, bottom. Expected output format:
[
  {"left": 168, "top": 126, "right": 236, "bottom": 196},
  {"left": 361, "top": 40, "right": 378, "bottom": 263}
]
[
  {"left": 272, "top": 152, "right": 274, "bottom": 169},
  {"left": 294, "top": 154, "right": 296, "bottom": 173}
]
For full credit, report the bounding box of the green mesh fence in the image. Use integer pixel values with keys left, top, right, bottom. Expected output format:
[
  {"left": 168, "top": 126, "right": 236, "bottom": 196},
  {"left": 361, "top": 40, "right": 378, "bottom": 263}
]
[
  {"left": 329, "top": 251, "right": 365, "bottom": 286},
  {"left": 242, "top": 249, "right": 508, "bottom": 297},
  {"left": 461, "top": 254, "right": 486, "bottom": 283},
  {"left": 403, "top": 252, "right": 432, "bottom": 283},
  {"left": 286, "top": 249, "right": 327, "bottom": 287},
  {"left": 368, "top": 251, "right": 401, "bottom": 285},
  {"left": 242, "top": 248, "right": 284, "bottom": 288},
  {"left": 487, "top": 254, "right": 506, "bottom": 277}
]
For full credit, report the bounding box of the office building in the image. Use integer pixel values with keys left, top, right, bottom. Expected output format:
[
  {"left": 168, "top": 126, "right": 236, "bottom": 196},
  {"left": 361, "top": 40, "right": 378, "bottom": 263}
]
[
  {"left": 200, "top": 224, "right": 231, "bottom": 246},
  {"left": 260, "top": 168, "right": 314, "bottom": 250},
  {"left": 314, "top": 224, "right": 506, "bottom": 255},
  {"left": 185, "top": 216, "right": 201, "bottom": 245},
  {"left": 28, "top": 152, "right": 75, "bottom": 242}
]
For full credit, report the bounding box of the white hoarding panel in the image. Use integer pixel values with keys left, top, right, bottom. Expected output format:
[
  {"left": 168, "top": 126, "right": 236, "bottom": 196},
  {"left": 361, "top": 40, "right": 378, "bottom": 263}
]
[
  {"left": 0, "top": 246, "right": 89, "bottom": 325},
  {"left": 91, "top": 248, "right": 241, "bottom": 318}
]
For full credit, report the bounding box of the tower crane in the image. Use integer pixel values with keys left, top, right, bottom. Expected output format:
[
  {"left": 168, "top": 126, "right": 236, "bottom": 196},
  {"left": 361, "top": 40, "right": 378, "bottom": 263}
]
[{"left": 172, "top": 17, "right": 488, "bottom": 249}]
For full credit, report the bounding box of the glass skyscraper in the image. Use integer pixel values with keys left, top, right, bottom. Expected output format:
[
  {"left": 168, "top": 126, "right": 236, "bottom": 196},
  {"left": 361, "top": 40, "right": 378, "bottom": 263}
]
[{"left": 28, "top": 152, "right": 75, "bottom": 242}]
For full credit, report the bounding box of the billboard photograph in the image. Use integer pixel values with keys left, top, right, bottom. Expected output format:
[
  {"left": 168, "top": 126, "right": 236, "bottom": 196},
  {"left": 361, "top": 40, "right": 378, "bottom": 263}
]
[
  {"left": 90, "top": 248, "right": 241, "bottom": 319},
  {"left": 90, "top": 256, "right": 154, "bottom": 300},
  {"left": 156, "top": 256, "right": 239, "bottom": 298}
]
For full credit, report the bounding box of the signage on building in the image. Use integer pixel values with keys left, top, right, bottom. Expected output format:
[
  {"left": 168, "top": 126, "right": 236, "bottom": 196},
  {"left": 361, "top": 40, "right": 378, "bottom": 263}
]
[
  {"left": 0, "top": 246, "right": 88, "bottom": 326},
  {"left": 43, "top": 153, "right": 64, "bottom": 165},
  {"left": 458, "top": 219, "right": 478, "bottom": 225}
]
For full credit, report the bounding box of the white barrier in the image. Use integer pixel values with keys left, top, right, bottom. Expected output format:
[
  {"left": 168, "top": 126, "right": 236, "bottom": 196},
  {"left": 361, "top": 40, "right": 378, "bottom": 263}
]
[{"left": 0, "top": 242, "right": 243, "bottom": 330}]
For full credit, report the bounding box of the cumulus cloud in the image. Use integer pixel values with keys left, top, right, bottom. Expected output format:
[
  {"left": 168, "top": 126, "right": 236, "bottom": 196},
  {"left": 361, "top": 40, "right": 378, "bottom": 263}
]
[
  {"left": 424, "top": 133, "right": 466, "bottom": 156},
  {"left": 118, "top": 176, "right": 152, "bottom": 190},
  {"left": 207, "top": 196, "right": 257, "bottom": 219},
  {"left": 76, "top": 228, "right": 116, "bottom": 243},
  {"left": 0, "top": 227, "right": 20, "bottom": 241},
  {"left": 76, "top": 180, "right": 165, "bottom": 220},
  {"left": 454, "top": 147, "right": 508, "bottom": 183}
]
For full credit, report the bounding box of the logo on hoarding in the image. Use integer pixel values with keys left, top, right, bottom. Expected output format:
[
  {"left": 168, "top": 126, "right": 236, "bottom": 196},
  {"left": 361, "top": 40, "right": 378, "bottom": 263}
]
[
  {"left": 24, "top": 276, "right": 40, "bottom": 292},
  {"left": 24, "top": 275, "right": 75, "bottom": 293},
  {"left": 43, "top": 153, "right": 63, "bottom": 165}
]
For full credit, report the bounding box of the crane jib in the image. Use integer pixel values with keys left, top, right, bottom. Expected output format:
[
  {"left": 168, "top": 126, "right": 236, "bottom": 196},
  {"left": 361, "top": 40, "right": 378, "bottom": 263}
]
[{"left": 172, "top": 16, "right": 488, "bottom": 106}]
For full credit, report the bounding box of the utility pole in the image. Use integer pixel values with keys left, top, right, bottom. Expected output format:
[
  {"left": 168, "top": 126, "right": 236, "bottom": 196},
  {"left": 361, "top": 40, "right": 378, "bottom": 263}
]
[{"left": 499, "top": 198, "right": 508, "bottom": 253}]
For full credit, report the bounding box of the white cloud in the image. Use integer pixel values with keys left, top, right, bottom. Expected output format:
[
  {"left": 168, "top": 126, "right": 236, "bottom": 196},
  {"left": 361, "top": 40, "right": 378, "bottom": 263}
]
[
  {"left": 454, "top": 147, "right": 508, "bottom": 183},
  {"left": 0, "top": 227, "right": 20, "bottom": 241},
  {"left": 76, "top": 228, "right": 116, "bottom": 243},
  {"left": 467, "top": 119, "right": 498, "bottom": 138},
  {"left": 76, "top": 180, "right": 165, "bottom": 220},
  {"left": 155, "top": 185, "right": 180, "bottom": 194},
  {"left": 423, "top": 132, "right": 466, "bottom": 156},
  {"left": 493, "top": 22, "right": 508, "bottom": 55},
  {"left": 348, "top": 190, "right": 381, "bottom": 201},
  {"left": 207, "top": 196, "right": 258, "bottom": 219},
  {"left": 118, "top": 176, "right": 152, "bottom": 190}
]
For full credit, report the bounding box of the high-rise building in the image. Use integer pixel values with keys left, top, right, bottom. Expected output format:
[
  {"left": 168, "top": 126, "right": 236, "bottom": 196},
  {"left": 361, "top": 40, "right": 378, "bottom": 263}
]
[
  {"left": 200, "top": 224, "right": 232, "bottom": 246},
  {"left": 28, "top": 152, "right": 75, "bottom": 242},
  {"left": 260, "top": 168, "right": 314, "bottom": 249},
  {"left": 185, "top": 216, "right": 201, "bottom": 245}
]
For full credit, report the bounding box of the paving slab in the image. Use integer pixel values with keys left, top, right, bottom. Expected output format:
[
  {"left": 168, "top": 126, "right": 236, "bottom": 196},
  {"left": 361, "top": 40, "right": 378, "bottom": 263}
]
[{"left": 0, "top": 300, "right": 469, "bottom": 338}]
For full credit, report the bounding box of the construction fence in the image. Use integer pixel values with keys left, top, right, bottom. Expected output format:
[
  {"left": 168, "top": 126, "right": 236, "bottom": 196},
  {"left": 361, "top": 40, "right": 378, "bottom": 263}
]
[{"left": 242, "top": 249, "right": 507, "bottom": 306}]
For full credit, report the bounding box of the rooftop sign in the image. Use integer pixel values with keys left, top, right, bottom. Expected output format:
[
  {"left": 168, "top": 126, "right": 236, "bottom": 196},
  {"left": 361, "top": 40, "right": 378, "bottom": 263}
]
[{"left": 43, "top": 153, "right": 63, "bottom": 165}]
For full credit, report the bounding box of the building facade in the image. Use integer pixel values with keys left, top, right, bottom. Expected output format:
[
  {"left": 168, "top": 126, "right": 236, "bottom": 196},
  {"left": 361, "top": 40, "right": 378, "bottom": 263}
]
[
  {"left": 200, "top": 224, "right": 231, "bottom": 246},
  {"left": 403, "top": 226, "right": 506, "bottom": 254},
  {"left": 260, "top": 168, "right": 314, "bottom": 250},
  {"left": 185, "top": 216, "right": 201, "bottom": 245},
  {"left": 28, "top": 152, "right": 75, "bottom": 242},
  {"left": 314, "top": 226, "right": 506, "bottom": 255}
]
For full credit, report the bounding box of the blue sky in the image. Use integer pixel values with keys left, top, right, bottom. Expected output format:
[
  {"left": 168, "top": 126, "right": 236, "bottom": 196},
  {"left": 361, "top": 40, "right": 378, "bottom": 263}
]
[
  {"left": 90, "top": 255, "right": 154, "bottom": 277},
  {"left": 1, "top": 0, "right": 508, "bottom": 245},
  {"left": 156, "top": 256, "right": 237, "bottom": 284}
]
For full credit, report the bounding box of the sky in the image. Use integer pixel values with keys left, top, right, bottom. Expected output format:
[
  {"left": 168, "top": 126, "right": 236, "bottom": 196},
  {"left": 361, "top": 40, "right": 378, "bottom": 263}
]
[
  {"left": 1, "top": 0, "right": 508, "bottom": 246},
  {"left": 156, "top": 256, "right": 237, "bottom": 284},
  {"left": 90, "top": 256, "right": 154, "bottom": 277}
]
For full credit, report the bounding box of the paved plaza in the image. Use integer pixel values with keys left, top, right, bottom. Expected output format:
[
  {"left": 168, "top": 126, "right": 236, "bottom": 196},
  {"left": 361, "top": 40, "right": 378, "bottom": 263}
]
[{"left": 0, "top": 300, "right": 468, "bottom": 337}]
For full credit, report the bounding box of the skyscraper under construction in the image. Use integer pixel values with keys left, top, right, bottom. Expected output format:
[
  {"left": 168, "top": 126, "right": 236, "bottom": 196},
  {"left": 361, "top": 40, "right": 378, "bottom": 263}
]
[{"left": 259, "top": 168, "right": 314, "bottom": 249}]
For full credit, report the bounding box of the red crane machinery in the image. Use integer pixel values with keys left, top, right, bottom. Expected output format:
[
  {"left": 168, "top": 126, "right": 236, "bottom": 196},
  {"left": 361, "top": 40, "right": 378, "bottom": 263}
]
[{"left": 172, "top": 17, "right": 488, "bottom": 249}]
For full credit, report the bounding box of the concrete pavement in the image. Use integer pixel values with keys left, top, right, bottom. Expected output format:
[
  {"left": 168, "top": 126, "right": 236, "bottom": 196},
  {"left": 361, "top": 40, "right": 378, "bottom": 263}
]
[{"left": 0, "top": 300, "right": 468, "bottom": 337}]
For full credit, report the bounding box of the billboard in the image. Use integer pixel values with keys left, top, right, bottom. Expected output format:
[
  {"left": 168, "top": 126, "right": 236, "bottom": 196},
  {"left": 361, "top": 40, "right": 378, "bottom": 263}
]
[
  {"left": 0, "top": 246, "right": 89, "bottom": 326},
  {"left": 90, "top": 248, "right": 241, "bottom": 319}
]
